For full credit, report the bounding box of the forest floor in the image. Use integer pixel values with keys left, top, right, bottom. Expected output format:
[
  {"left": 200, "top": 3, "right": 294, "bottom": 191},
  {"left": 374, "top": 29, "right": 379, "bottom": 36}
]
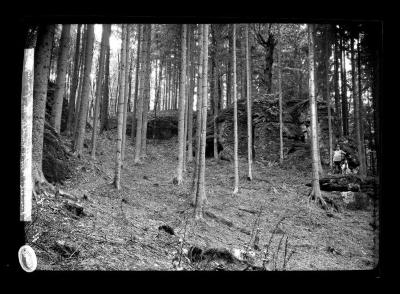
[{"left": 28, "top": 128, "right": 378, "bottom": 271}]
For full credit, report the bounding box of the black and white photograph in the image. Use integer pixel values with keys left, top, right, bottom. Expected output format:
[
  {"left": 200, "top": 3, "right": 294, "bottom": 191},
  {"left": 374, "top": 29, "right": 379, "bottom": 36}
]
[{"left": 13, "top": 17, "right": 383, "bottom": 274}]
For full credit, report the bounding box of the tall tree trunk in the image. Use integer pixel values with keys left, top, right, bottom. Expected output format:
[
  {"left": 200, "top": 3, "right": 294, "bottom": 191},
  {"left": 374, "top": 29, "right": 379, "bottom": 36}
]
[
  {"left": 51, "top": 24, "right": 71, "bottom": 133},
  {"left": 340, "top": 35, "right": 349, "bottom": 136},
  {"left": 357, "top": 35, "right": 367, "bottom": 177},
  {"left": 245, "top": 24, "right": 253, "bottom": 181},
  {"left": 192, "top": 25, "right": 204, "bottom": 201},
  {"left": 66, "top": 24, "right": 81, "bottom": 136},
  {"left": 194, "top": 24, "right": 209, "bottom": 220},
  {"left": 232, "top": 24, "right": 239, "bottom": 194},
  {"left": 32, "top": 25, "right": 55, "bottom": 185},
  {"left": 187, "top": 25, "right": 195, "bottom": 163},
  {"left": 240, "top": 28, "right": 247, "bottom": 100},
  {"left": 134, "top": 24, "right": 146, "bottom": 163},
  {"left": 21, "top": 48, "right": 34, "bottom": 221},
  {"left": 113, "top": 24, "right": 127, "bottom": 190},
  {"left": 227, "top": 24, "right": 233, "bottom": 106},
  {"left": 131, "top": 24, "right": 141, "bottom": 141},
  {"left": 307, "top": 24, "right": 326, "bottom": 208},
  {"left": 121, "top": 25, "right": 131, "bottom": 164},
  {"left": 73, "top": 25, "right": 94, "bottom": 156},
  {"left": 333, "top": 35, "right": 342, "bottom": 137},
  {"left": 325, "top": 25, "right": 333, "bottom": 170},
  {"left": 277, "top": 25, "right": 284, "bottom": 165},
  {"left": 90, "top": 24, "right": 108, "bottom": 159},
  {"left": 153, "top": 58, "right": 163, "bottom": 140},
  {"left": 350, "top": 36, "right": 363, "bottom": 178},
  {"left": 100, "top": 25, "right": 111, "bottom": 133},
  {"left": 176, "top": 24, "right": 187, "bottom": 185},
  {"left": 212, "top": 25, "right": 219, "bottom": 159},
  {"left": 74, "top": 25, "right": 87, "bottom": 137},
  {"left": 140, "top": 24, "right": 152, "bottom": 158}
]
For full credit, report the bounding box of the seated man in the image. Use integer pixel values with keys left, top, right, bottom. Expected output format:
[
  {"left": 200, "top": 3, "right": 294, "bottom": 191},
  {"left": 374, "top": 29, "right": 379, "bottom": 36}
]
[{"left": 333, "top": 145, "right": 346, "bottom": 174}]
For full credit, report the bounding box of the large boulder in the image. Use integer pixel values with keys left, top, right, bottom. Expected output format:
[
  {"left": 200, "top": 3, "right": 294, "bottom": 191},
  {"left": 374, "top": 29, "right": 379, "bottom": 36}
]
[
  {"left": 205, "top": 97, "right": 302, "bottom": 162},
  {"left": 108, "top": 110, "right": 179, "bottom": 140},
  {"left": 42, "top": 122, "right": 74, "bottom": 184}
]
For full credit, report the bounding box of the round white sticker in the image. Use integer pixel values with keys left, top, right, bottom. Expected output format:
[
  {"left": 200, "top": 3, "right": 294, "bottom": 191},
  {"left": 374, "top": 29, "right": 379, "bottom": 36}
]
[{"left": 18, "top": 245, "right": 37, "bottom": 272}]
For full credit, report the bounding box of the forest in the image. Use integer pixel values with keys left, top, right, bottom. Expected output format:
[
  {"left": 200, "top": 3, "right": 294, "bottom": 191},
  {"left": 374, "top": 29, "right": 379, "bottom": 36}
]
[{"left": 19, "top": 22, "right": 381, "bottom": 271}]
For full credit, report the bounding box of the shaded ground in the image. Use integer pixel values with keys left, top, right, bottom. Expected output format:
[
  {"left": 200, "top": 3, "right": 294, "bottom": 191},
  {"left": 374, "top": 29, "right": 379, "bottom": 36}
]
[{"left": 27, "top": 129, "right": 378, "bottom": 271}]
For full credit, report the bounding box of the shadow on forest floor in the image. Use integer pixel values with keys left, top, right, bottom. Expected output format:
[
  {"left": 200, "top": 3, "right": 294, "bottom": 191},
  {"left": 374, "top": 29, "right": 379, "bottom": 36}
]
[{"left": 26, "top": 129, "right": 378, "bottom": 271}]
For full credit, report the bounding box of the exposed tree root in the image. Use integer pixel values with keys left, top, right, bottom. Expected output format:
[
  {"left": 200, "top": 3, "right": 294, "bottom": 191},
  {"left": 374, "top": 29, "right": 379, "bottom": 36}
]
[{"left": 308, "top": 188, "right": 328, "bottom": 210}]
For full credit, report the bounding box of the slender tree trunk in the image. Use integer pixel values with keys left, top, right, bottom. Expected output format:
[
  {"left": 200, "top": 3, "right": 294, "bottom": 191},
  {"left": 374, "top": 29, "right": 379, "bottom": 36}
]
[
  {"left": 357, "top": 35, "right": 367, "bottom": 177},
  {"left": 212, "top": 25, "right": 219, "bottom": 160},
  {"left": 90, "top": 24, "right": 108, "bottom": 159},
  {"left": 121, "top": 25, "right": 131, "bottom": 164},
  {"left": 113, "top": 24, "right": 127, "bottom": 189},
  {"left": 340, "top": 35, "right": 349, "bottom": 136},
  {"left": 325, "top": 25, "right": 333, "bottom": 170},
  {"left": 227, "top": 24, "right": 233, "bottom": 106},
  {"left": 333, "top": 35, "right": 342, "bottom": 137},
  {"left": 183, "top": 26, "right": 191, "bottom": 170},
  {"left": 192, "top": 24, "right": 204, "bottom": 201},
  {"left": 187, "top": 25, "right": 195, "bottom": 163},
  {"left": 153, "top": 58, "right": 163, "bottom": 140},
  {"left": 21, "top": 48, "right": 34, "bottom": 221},
  {"left": 131, "top": 24, "right": 141, "bottom": 141},
  {"left": 100, "top": 25, "right": 111, "bottom": 133},
  {"left": 240, "top": 28, "right": 247, "bottom": 100},
  {"left": 66, "top": 24, "right": 81, "bottom": 136},
  {"left": 73, "top": 25, "right": 95, "bottom": 156},
  {"left": 245, "top": 24, "right": 253, "bottom": 181},
  {"left": 350, "top": 36, "right": 363, "bottom": 178},
  {"left": 140, "top": 24, "right": 152, "bottom": 158},
  {"left": 51, "top": 24, "right": 71, "bottom": 133},
  {"left": 194, "top": 24, "right": 209, "bottom": 220},
  {"left": 134, "top": 24, "right": 146, "bottom": 163},
  {"left": 176, "top": 24, "right": 187, "bottom": 185},
  {"left": 277, "top": 25, "right": 284, "bottom": 164},
  {"left": 32, "top": 25, "right": 55, "bottom": 185},
  {"left": 232, "top": 24, "right": 239, "bottom": 194},
  {"left": 74, "top": 25, "right": 87, "bottom": 137},
  {"left": 308, "top": 24, "right": 326, "bottom": 208}
]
